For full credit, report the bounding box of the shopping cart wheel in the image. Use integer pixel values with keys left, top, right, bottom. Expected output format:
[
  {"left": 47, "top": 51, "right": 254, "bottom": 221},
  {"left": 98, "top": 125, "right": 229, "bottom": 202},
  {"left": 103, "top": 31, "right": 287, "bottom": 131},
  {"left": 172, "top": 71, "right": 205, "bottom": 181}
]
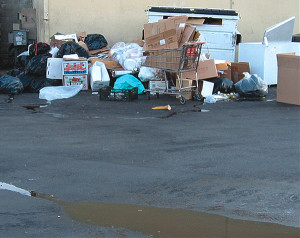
[
  {"left": 156, "top": 92, "right": 159, "bottom": 99},
  {"left": 195, "top": 93, "right": 203, "bottom": 101},
  {"left": 179, "top": 96, "right": 186, "bottom": 105}
]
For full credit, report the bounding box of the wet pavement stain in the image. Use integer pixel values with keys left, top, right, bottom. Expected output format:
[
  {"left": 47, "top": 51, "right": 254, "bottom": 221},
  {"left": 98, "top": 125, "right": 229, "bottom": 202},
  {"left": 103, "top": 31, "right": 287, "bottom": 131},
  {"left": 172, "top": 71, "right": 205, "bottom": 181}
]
[
  {"left": 160, "top": 109, "right": 209, "bottom": 119},
  {"left": 32, "top": 192, "right": 300, "bottom": 238}
]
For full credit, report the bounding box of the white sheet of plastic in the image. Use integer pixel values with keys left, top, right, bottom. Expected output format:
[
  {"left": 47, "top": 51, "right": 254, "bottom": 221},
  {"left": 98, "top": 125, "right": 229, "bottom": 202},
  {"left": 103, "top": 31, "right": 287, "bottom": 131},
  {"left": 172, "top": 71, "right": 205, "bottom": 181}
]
[{"left": 39, "top": 85, "right": 83, "bottom": 102}]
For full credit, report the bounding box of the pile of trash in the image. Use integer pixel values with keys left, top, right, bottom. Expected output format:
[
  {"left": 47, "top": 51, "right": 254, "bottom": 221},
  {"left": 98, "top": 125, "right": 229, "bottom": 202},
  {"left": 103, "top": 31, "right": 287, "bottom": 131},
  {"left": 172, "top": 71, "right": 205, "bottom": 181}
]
[{"left": 0, "top": 16, "right": 269, "bottom": 103}]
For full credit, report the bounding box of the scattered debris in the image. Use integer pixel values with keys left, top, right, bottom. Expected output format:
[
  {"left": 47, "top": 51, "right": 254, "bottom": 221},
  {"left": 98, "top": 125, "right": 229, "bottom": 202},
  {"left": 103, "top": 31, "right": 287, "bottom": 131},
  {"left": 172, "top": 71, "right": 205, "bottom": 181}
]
[{"left": 152, "top": 105, "right": 172, "bottom": 110}]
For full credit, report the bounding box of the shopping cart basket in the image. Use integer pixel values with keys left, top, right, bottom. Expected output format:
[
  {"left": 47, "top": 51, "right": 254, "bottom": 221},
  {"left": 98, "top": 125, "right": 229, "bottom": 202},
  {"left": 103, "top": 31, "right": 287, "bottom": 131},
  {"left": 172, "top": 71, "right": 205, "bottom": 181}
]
[{"left": 142, "top": 42, "right": 205, "bottom": 104}]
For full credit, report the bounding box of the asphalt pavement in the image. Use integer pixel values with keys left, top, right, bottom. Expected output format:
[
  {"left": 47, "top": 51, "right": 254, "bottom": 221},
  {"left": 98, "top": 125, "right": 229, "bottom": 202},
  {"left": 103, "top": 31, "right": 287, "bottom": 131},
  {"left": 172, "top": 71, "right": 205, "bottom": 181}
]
[{"left": 0, "top": 87, "right": 299, "bottom": 237}]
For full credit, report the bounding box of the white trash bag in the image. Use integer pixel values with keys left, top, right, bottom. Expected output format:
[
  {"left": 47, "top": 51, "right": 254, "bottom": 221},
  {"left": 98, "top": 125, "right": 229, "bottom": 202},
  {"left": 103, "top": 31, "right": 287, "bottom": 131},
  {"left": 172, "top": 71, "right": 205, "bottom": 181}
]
[{"left": 39, "top": 85, "right": 83, "bottom": 102}]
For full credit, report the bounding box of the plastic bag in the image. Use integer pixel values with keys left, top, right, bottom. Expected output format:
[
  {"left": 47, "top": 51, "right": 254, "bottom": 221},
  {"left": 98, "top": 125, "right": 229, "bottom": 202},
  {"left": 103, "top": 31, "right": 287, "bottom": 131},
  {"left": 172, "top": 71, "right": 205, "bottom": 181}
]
[
  {"left": 39, "top": 85, "right": 83, "bottom": 102},
  {"left": 56, "top": 41, "right": 89, "bottom": 58},
  {"left": 110, "top": 42, "right": 145, "bottom": 70},
  {"left": 113, "top": 75, "right": 145, "bottom": 94},
  {"left": 235, "top": 73, "right": 268, "bottom": 97},
  {"left": 213, "top": 77, "right": 234, "bottom": 94},
  {"left": 204, "top": 95, "right": 216, "bottom": 104},
  {"left": 138, "top": 66, "right": 159, "bottom": 82},
  {"left": 25, "top": 54, "right": 51, "bottom": 76},
  {"left": 84, "top": 34, "right": 108, "bottom": 50},
  {"left": 0, "top": 75, "right": 23, "bottom": 94},
  {"left": 50, "top": 47, "right": 59, "bottom": 58},
  {"left": 29, "top": 42, "right": 50, "bottom": 57}
]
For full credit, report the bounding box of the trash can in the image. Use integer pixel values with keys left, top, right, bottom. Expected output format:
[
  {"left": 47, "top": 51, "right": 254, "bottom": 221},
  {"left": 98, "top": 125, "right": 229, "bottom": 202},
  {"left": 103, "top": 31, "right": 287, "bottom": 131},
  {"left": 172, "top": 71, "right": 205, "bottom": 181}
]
[
  {"left": 238, "top": 17, "right": 300, "bottom": 85},
  {"left": 146, "top": 6, "right": 241, "bottom": 62}
]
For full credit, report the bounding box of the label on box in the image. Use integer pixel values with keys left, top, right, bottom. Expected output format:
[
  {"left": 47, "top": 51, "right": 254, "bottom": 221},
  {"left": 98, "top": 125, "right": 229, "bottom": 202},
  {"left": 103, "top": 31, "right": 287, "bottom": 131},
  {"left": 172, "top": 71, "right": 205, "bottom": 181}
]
[
  {"left": 62, "top": 61, "right": 88, "bottom": 75},
  {"left": 63, "top": 75, "right": 88, "bottom": 90},
  {"left": 160, "top": 39, "right": 166, "bottom": 45}
]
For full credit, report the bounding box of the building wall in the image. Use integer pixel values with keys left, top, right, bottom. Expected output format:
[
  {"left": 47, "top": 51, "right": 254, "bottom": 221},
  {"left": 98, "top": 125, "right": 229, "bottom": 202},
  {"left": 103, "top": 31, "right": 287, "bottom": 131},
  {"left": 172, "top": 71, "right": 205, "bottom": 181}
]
[
  {"left": 34, "top": 0, "right": 300, "bottom": 46},
  {"left": 0, "top": 0, "right": 33, "bottom": 65}
]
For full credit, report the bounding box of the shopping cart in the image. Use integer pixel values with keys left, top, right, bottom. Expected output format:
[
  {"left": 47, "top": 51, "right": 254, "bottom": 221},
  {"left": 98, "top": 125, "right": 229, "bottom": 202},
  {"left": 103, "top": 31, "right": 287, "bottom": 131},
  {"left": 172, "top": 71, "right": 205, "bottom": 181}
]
[{"left": 142, "top": 42, "right": 205, "bottom": 104}]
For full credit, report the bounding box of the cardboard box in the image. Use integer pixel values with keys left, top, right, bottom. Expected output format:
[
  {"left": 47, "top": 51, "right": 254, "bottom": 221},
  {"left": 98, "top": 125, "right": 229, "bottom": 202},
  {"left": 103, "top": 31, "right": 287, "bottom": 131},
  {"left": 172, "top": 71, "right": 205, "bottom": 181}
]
[
  {"left": 144, "top": 18, "right": 177, "bottom": 38},
  {"left": 216, "top": 60, "right": 231, "bottom": 80},
  {"left": 182, "top": 59, "right": 235, "bottom": 81},
  {"left": 149, "top": 80, "right": 166, "bottom": 94},
  {"left": 176, "top": 78, "right": 193, "bottom": 100},
  {"left": 186, "top": 18, "right": 205, "bottom": 25},
  {"left": 167, "top": 15, "right": 188, "bottom": 43},
  {"left": 182, "top": 59, "right": 218, "bottom": 80},
  {"left": 144, "top": 18, "right": 179, "bottom": 50},
  {"left": 89, "top": 58, "right": 122, "bottom": 70},
  {"left": 231, "top": 62, "right": 250, "bottom": 83},
  {"left": 179, "top": 24, "right": 196, "bottom": 48},
  {"left": 46, "top": 58, "right": 63, "bottom": 79},
  {"left": 144, "top": 29, "right": 178, "bottom": 50},
  {"left": 277, "top": 53, "right": 300, "bottom": 105},
  {"left": 62, "top": 60, "right": 88, "bottom": 75},
  {"left": 63, "top": 75, "right": 89, "bottom": 90}
]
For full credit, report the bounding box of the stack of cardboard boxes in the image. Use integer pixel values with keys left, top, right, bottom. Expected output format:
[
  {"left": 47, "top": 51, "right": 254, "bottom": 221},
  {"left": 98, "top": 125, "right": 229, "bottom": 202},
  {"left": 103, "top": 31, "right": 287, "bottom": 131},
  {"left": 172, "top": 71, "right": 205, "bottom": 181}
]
[
  {"left": 143, "top": 16, "right": 197, "bottom": 71},
  {"left": 62, "top": 59, "right": 89, "bottom": 90}
]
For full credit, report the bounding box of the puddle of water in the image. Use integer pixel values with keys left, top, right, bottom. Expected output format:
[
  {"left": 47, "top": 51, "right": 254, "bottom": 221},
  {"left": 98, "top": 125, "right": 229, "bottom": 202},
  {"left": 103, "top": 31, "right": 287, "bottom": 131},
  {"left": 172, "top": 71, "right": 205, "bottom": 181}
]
[
  {"left": 32, "top": 193, "right": 299, "bottom": 238},
  {"left": 1, "top": 183, "right": 300, "bottom": 238}
]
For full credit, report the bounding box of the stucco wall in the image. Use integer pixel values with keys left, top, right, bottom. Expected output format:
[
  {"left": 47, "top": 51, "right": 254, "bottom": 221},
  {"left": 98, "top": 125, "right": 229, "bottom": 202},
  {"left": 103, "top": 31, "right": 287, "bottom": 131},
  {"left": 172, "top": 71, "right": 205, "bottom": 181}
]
[{"left": 33, "top": 0, "right": 300, "bottom": 46}]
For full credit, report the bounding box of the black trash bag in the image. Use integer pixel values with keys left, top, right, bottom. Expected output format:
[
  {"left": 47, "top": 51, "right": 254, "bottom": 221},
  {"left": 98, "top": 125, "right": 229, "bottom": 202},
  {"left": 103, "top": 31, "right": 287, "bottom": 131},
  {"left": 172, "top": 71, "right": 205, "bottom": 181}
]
[
  {"left": 213, "top": 77, "right": 235, "bottom": 94},
  {"left": 29, "top": 76, "right": 52, "bottom": 93},
  {"left": 7, "top": 68, "right": 21, "bottom": 77},
  {"left": 0, "top": 75, "right": 23, "bottom": 94},
  {"left": 18, "top": 72, "right": 62, "bottom": 92},
  {"left": 84, "top": 34, "right": 108, "bottom": 50},
  {"left": 29, "top": 42, "right": 51, "bottom": 57},
  {"left": 25, "top": 54, "right": 51, "bottom": 76},
  {"left": 56, "top": 41, "right": 89, "bottom": 58},
  {"left": 234, "top": 73, "right": 268, "bottom": 97},
  {"left": 17, "top": 72, "right": 36, "bottom": 91}
]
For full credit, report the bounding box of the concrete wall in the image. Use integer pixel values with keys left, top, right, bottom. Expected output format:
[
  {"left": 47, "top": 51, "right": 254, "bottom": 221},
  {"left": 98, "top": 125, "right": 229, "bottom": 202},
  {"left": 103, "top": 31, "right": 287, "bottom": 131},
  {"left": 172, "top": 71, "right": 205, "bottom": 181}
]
[{"left": 34, "top": 0, "right": 300, "bottom": 46}]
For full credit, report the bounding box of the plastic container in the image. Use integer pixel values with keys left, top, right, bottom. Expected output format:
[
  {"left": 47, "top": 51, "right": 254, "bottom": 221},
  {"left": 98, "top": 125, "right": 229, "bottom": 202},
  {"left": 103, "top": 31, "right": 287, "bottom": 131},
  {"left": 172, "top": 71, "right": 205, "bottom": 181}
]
[{"left": 99, "top": 86, "right": 138, "bottom": 101}]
